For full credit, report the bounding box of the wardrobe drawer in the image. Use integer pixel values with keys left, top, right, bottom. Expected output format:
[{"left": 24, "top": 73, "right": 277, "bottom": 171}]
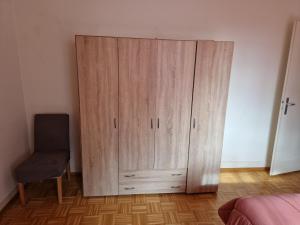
[
  {"left": 119, "top": 169, "right": 187, "bottom": 182},
  {"left": 119, "top": 181, "right": 186, "bottom": 195}
]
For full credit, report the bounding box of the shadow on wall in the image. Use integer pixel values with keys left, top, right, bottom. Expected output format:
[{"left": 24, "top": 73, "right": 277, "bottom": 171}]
[{"left": 266, "top": 19, "right": 299, "bottom": 167}]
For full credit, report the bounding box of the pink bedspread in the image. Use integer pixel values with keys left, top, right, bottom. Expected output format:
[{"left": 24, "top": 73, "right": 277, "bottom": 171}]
[{"left": 219, "top": 194, "right": 300, "bottom": 225}]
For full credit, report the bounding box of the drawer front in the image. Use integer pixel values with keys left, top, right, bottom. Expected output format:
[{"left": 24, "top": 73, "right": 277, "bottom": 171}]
[
  {"left": 119, "top": 169, "right": 187, "bottom": 194},
  {"left": 119, "top": 169, "right": 187, "bottom": 183},
  {"left": 119, "top": 181, "right": 186, "bottom": 195}
]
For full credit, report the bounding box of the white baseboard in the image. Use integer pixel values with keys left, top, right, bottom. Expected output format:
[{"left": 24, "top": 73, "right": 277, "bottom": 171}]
[
  {"left": 0, "top": 187, "right": 17, "bottom": 211},
  {"left": 221, "top": 161, "right": 267, "bottom": 168}
]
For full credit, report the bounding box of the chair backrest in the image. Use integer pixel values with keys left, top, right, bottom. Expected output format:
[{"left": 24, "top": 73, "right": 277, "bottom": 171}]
[{"left": 34, "top": 114, "right": 70, "bottom": 153}]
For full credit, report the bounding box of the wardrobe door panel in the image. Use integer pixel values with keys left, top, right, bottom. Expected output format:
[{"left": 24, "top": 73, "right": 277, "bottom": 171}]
[
  {"left": 187, "top": 41, "right": 234, "bottom": 193},
  {"left": 118, "top": 38, "right": 157, "bottom": 171},
  {"left": 154, "top": 40, "right": 196, "bottom": 169},
  {"left": 76, "top": 36, "right": 119, "bottom": 196}
]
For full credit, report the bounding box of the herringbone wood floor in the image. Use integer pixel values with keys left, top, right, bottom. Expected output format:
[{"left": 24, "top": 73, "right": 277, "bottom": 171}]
[{"left": 1, "top": 170, "right": 300, "bottom": 225}]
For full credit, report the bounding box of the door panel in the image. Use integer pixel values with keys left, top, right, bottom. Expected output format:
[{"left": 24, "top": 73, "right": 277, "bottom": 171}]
[
  {"left": 76, "top": 36, "right": 119, "bottom": 196},
  {"left": 118, "top": 38, "right": 157, "bottom": 171},
  {"left": 271, "top": 22, "right": 300, "bottom": 175},
  {"left": 154, "top": 40, "right": 196, "bottom": 169},
  {"left": 187, "top": 41, "right": 234, "bottom": 193}
]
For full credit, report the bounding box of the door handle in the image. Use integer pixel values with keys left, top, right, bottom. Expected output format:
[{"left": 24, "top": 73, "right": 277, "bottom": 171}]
[
  {"left": 114, "top": 118, "right": 117, "bottom": 128},
  {"left": 284, "top": 97, "right": 296, "bottom": 115},
  {"left": 151, "top": 118, "right": 153, "bottom": 129},
  {"left": 157, "top": 118, "right": 159, "bottom": 129},
  {"left": 124, "top": 174, "right": 135, "bottom": 178},
  {"left": 193, "top": 118, "right": 196, "bottom": 129},
  {"left": 171, "top": 173, "right": 182, "bottom": 176},
  {"left": 124, "top": 187, "right": 135, "bottom": 190},
  {"left": 171, "top": 186, "right": 181, "bottom": 189}
]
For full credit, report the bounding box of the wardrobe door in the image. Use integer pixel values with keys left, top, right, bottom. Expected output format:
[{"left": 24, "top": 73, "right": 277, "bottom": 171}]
[
  {"left": 187, "top": 41, "right": 234, "bottom": 193},
  {"left": 118, "top": 38, "right": 157, "bottom": 171},
  {"left": 76, "top": 36, "right": 119, "bottom": 196},
  {"left": 154, "top": 40, "right": 196, "bottom": 169}
]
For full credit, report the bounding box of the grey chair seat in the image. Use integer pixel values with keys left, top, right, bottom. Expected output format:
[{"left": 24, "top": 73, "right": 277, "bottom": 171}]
[{"left": 15, "top": 151, "right": 69, "bottom": 183}]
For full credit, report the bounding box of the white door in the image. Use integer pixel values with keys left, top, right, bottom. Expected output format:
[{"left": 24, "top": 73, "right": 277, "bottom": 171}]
[{"left": 270, "top": 21, "right": 300, "bottom": 175}]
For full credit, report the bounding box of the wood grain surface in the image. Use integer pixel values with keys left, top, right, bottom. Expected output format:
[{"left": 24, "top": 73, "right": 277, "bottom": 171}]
[
  {"left": 119, "top": 169, "right": 187, "bottom": 183},
  {"left": 187, "top": 41, "right": 234, "bottom": 193},
  {"left": 154, "top": 40, "right": 196, "bottom": 169},
  {"left": 76, "top": 36, "right": 119, "bottom": 196},
  {"left": 76, "top": 36, "right": 234, "bottom": 196},
  {"left": 119, "top": 181, "right": 186, "bottom": 195},
  {"left": 118, "top": 38, "right": 157, "bottom": 171}
]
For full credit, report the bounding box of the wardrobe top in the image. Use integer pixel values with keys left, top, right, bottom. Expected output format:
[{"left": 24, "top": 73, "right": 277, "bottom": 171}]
[{"left": 75, "top": 34, "right": 234, "bottom": 43}]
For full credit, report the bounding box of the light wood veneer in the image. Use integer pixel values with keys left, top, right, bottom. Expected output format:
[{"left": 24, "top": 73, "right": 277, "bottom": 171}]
[
  {"left": 118, "top": 38, "right": 157, "bottom": 171},
  {"left": 187, "top": 41, "right": 234, "bottom": 193},
  {"left": 154, "top": 40, "right": 196, "bottom": 169},
  {"left": 76, "top": 36, "right": 234, "bottom": 196},
  {"left": 76, "top": 36, "right": 119, "bottom": 196}
]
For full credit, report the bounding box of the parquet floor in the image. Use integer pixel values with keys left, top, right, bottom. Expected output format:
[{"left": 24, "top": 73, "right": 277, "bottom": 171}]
[{"left": 1, "top": 170, "right": 300, "bottom": 225}]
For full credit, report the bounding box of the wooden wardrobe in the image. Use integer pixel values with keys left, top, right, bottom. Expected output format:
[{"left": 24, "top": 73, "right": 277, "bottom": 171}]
[{"left": 76, "top": 36, "right": 234, "bottom": 196}]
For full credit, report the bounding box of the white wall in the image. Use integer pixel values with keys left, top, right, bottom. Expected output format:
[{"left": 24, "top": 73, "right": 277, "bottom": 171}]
[
  {"left": 0, "top": 0, "right": 29, "bottom": 209},
  {"left": 12, "top": 0, "right": 300, "bottom": 171}
]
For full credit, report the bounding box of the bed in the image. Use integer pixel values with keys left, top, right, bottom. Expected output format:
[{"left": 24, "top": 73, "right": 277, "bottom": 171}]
[{"left": 218, "top": 194, "right": 300, "bottom": 225}]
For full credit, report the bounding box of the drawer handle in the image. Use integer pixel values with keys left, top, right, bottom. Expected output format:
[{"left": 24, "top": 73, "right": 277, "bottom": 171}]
[
  {"left": 171, "top": 173, "right": 182, "bottom": 176},
  {"left": 124, "top": 187, "right": 135, "bottom": 190},
  {"left": 171, "top": 186, "right": 181, "bottom": 189},
  {"left": 124, "top": 174, "right": 135, "bottom": 177}
]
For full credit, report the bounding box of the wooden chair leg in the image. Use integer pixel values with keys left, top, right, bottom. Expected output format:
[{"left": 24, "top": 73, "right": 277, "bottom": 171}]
[
  {"left": 66, "top": 163, "right": 71, "bottom": 181},
  {"left": 56, "top": 176, "right": 63, "bottom": 204},
  {"left": 18, "top": 183, "right": 26, "bottom": 206}
]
